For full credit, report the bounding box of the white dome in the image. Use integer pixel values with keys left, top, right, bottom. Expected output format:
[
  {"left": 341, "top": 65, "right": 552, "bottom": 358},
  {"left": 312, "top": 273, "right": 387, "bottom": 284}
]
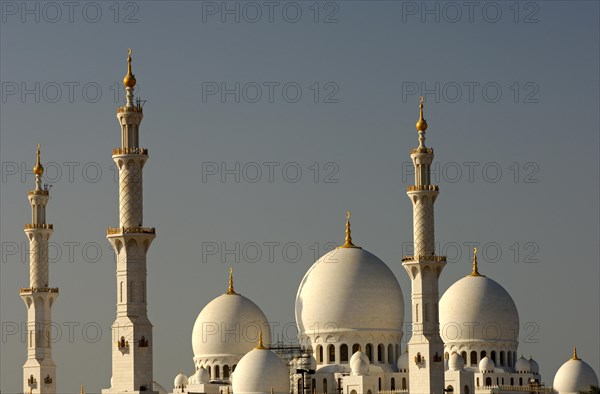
[
  {"left": 479, "top": 356, "right": 495, "bottom": 373},
  {"left": 232, "top": 346, "right": 289, "bottom": 394},
  {"left": 174, "top": 373, "right": 188, "bottom": 388},
  {"left": 189, "top": 367, "right": 210, "bottom": 385},
  {"left": 296, "top": 247, "right": 404, "bottom": 335},
  {"left": 440, "top": 274, "right": 519, "bottom": 346},
  {"left": 397, "top": 351, "right": 409, "bottom": 371},
  {"left": 554, "top": 351, "right": 599, "bottom": 394},
  {"left": 192, "top": 292, "right": 270, "bottom": 359},
  {"left": 350, "top": 351, "right": 370, "bottom": 376},
  {"left": 448, "top": 352, "right": 465, "bottom": 371},
  {"left": 515, "top": 356, "right": 531, "bottom": 373},
  {"left": 529, "top": 357, "right": 540, "bottom": 374}
]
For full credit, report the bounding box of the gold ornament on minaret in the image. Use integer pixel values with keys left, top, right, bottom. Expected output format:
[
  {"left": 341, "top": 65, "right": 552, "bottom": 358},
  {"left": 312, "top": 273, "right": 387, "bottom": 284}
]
[
  {"left": 416, "top": 96, "right": 428, "bottom": 132},
  {"left": 123, "top": 48, "right": 137, "bottom": 88},
  {"left": 33, "top": 144, "right": 44, "bottom": 175}
]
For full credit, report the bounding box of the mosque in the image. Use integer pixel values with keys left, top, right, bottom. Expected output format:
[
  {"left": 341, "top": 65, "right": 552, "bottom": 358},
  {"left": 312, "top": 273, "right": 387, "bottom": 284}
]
[{"left": 19, "top": 51, "right": 599, "bottom": 394}]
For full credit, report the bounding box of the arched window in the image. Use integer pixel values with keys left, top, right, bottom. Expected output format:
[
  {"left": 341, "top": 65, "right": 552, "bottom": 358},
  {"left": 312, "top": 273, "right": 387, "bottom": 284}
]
[
  {"left": 388, "top": 344, "right": 394, "bottom": 364},
  {"left": 317, "top": 345, "right": 323, "bottom": 363},
  {"left": 491, "top": 350, "right": 496, "bottom": 364},
  {"left": 496, "top": 378, "right": 499, "bottom": 385},
  {"left": 519, "top": 378, "right": 523, "bottom": 386},
  {"left": 500, "top": 351, "right": 505, "bottom": 366},
  {"left": 470, "top": 351, "right": 477, "bottom": 365},
  {"left": 461, "top": 351, "right": 467, "bottom": 365},
  {"left": 446, "top": 385, "right": 453, "bottom": 392},
  {"left": 391, "top": 378, "right": 395, "bottom": 390},
  {"left": 378, "top": 378, "right": 381, "bottom": 391},
  {"left": 402, "top": 378, "right": 407, "bottom": 390},
  {"left": 476, "top": 378, "right": 480, "bottom": 387},
  {"left": 485, "top": 377, "right": 492, "bottom": 386},
  {"left": 464, "top": 385, "right": 470, "bottom": 394},
  {"left": 377, "top": 344, "right": 384, "bottom": 362},
  {"left": 328, "top": 344, "right": 335, "bottom": 363},
  {"left": 340, "top": 344, "right": 348, "bottom": 362},
  {"left": 350, "top": 391, "right": 357, "bottom": 394},
  {"left": 223, "top": 365, "right": 230, "bottom": 379},
  {"left": 208, "top": 366, "right": 211, "bottom": 376},
  {"left": 480, "top": 350, "right": 486, "bottom": 359},
  {"left": 510, "top": 378, "right": 514, "bottom": 385},
  {"left": 366, "top": 344, "right": 373, "bottom": 361},
  {"left": 323, "top": 379, "right": 328, "bottom": 394},
  {"left": 214, "top": 365, "right": 220, "bottom": 378},
  {"left": 508, "top": 351, "right": 512, "bottom": 367}
]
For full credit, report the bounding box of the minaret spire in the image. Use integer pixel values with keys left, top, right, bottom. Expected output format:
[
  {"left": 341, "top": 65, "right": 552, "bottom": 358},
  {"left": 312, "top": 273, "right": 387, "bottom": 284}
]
[
  {"left": 227, "top": 268, "right": 237, "bottom": 295},
  {"left": 469, "top": 247, "right": 484, "bottom": 277},
  {"left": 402, "top": 98, "right": 446, "bottom": 394},
  {"left": 21, "top": 145, "right": 58, "bottom": 394},
  {"left": 103, "top": 50, "right": 156, "bottom": 394},
  {"left": 339, "top": 211, "right": 361, "bottom": 249},
  {"left": 572, "top": 347, "right": 580, "bottom": 360}
]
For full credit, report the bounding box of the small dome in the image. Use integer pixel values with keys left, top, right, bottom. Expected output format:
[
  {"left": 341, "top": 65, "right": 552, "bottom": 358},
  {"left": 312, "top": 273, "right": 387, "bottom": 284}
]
[
  {"left": 515, "top": 356, "right": 531, "bottom": 373},
  {"left": 529, "top": 357, "right": 540, "bottom": 375},
  {"left": 479, "top": 356, "right": 495, "bottom": 373},
  {"left": 296, "top": 247, "right": 404, "bottom": 336},
  {"left": 192, "top": 292, "right": 270, "bottom": 359},
  {"left": 173, "top": 373, "right": 188, "bottom": 388},
  {"left": 448, "top": 352, "right": 465, "bottom": 371},
  {"left": 554, "top": 350, "right": 599, "bottom": 394},
  {"left": 350, "top": 351, "right": 370, "bottom": 376},
  {"left": 232, "top": 347, "right": 289, "bottom": 394},
  {"left": 397, "top": 351, "right": 409, "bottom": 371}
]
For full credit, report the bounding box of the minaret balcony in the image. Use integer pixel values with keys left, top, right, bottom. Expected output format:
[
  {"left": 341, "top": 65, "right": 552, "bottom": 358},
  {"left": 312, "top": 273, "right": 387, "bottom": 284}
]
[
  {"left": 402, "top": 255, "right": 446, "bottom": 262},
  {"left": 20, "top": 287, "right": 59, "bottom": 294},
  {"left": 411, "top": 147, "right": 434, "bottom": 154},
  {"left": 112, "top": 147, "right": 148, "bottom": 155},
  {"left": 28, "top": 190, "right": 49, "bottom": 196},
  {"left": 107, "top": 226, "right": 155, "bottom": 235},
  {"left": 407, "top": 185, "right": 439, "bottom": 192},
  {"left": 117, "top": 105, "right": 143, "bottom": 114},
  {"left": 24, "top": 223, "right": 53, "bottom": 230}
]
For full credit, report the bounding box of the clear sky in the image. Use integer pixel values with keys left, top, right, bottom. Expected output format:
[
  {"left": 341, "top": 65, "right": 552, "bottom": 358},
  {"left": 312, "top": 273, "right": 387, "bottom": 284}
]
[{"left": 1, "top": 1, "right": 598, "bottom": 393}]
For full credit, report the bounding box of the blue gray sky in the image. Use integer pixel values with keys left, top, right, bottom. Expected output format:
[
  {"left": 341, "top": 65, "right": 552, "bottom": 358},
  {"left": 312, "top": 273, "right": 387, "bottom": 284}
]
[{"left": 1, "top": 1, "right": 599, "bottom": 393}]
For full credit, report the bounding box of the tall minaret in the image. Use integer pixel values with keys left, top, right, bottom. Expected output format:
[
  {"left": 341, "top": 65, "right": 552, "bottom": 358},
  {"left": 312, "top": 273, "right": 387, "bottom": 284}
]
[
  {"left": 402, "top": 97, "right": 446, "bottom": 394},
  {"left": 103, "top": 49, "right": 157, "bottom": 394},
  {"left": 21, "top": 145, "right": 58, "bottom": 394}
]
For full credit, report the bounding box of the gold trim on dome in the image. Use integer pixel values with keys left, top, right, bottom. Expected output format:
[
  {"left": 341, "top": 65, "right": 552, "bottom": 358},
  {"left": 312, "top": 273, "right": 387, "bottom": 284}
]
[
  {"left": 226, "top": 267, "right": 237, "bottom": 295},
  {"left": 339, "top": 211, "right": 361, "bottom": 249}
]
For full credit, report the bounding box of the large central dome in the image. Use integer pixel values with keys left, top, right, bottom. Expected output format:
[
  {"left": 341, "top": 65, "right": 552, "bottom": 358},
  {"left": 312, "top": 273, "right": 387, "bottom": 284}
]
[{"left": 295, "top": 246, "right": 404, "bottom": 336}]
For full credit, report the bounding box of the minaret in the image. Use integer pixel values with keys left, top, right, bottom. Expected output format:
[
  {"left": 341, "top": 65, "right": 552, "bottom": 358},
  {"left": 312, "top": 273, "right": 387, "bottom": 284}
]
[
  {"left": 21, "top": 145, "right": 58, "bottom": 394},
  {"left": 402, "top": 97, "right": 446, "bottom": 394},
  {"left": 103, "top": 49, "right": 157, "bottom": 394}
]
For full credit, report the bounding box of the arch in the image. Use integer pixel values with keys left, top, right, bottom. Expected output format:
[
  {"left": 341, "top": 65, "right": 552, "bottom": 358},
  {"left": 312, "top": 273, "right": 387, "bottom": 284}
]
[
  {"left": 317, "top": 345, "right": 323, "bottom": 363},
  {"left": 391, "top": 378, "right": 395, "bottom": 390},
  {"left": 377, "top": 343, "right": 384, "bottom": 362},
  {"left": 485, "top": 377, "right": 492, "bottom": 386},
  {"left": 510, "top": 377, "right": 514, "bottom": 385},
  {"left": 402, "top": 378, "right": 407, "bottom": 390},
  {"left": 519, "top": 377, "right": 523, "bottom": 386},
  {"left": 378, "top": 378, "right": 381, "bottom": 391},
  {"left": 446, "top": 385, "right": 454, "bottom": 392},
  {"left": 508, "top": 351, "right": 512, "bottom": 367},
  {"left": 388, "top": 344, "right": 394, "bottom": 364},
  {"left": 328, "top": 344, "right": 335, "bottom": 363},
  {"left": 496, "top": 377, "right": 499, "bottom": 385},
  {"left": 340, "top": 344, "right": 348, "bottom": 362},
  {"left": 470, "top": 351, "right": 477, "bottom": 365},
  {"left": 365, "top": 343, "right": 373, "bottom": 361},
  {"left": 352, "top": 343, "right": 360, "bottom": 354},
  {"left": 461, "top": 351, "right": 467, "bottom": 365},
  {"left": 476, "top": 378, "right": 480, "bottom": 387},
  {"left": 367, "top": 391, "right": 372, "bottom": 394},
  {"left": 214, "top": 365, "right": 220, "bottom": 378},
  {"left": 464, "top": 385, "right": 470, "bottom": 394},
  {"left": 491, "top": 350, "right": 496, "bottom": 364},
  {"left": 500, "top": 351, "right": 505, "bottom": 366},
  {"left": 223, "top": 365, "right": 230, "bottom": 379},
  {"left": 207, "top": 365, "right": 211, "bottom": 376},
  {"left": 323, "top": 378, "right": 328, "bottom": 394},
  {"left": 480, "top": 350, "right": 486, "bottom": 359},
  {"left": 411, "top": 266, "right": 419, "bottom": 279},
  {"left": 350, "top": 391, "right": 357, "bottom": 394}
]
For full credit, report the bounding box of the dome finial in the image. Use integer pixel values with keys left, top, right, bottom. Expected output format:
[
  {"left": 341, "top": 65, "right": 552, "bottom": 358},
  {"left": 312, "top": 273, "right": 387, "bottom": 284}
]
[
  {"left": 226, "top": 267, "right": 237, "bottom": 295},
  {"left": 469, "top": 247, "right": 484, "bottom": 276},
  {"left": 80, "top": 385, "right": 85, "bottom": 394},
  {"left": 340, "top": 211, "right": 361, "bottom": 249},
  {"left": 572, "top": 346, "right": 580, "bottom": 360},
  {"left": 256, "top": 331, "right": 266, "bottom": 350},
  {"left": 123, "top": 48, "right": 137, "bottom": 88},
  {"left": 416, "top": 96, "right": 428, "bottom": 132},
  {"left": 33, "top": 144, "right": 44, "bottom": 176}
]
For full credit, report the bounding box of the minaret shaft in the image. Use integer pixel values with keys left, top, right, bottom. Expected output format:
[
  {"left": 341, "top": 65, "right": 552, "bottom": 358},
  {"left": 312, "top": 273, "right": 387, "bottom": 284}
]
[
  {"left": 103, "top": 50, "right": 156, "bottom": 394},
  {"left": 21, "top": 146, "right": 58, "bottom": 394},
  {"left": 402, "top": 98, "right": 446, "bottom": 394}
]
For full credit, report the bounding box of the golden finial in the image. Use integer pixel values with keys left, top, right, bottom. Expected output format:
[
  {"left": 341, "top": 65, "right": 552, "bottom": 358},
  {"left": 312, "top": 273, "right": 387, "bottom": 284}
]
[
  {"left": 80, "top": 385, "right": 85, "bottom": 394},
  {"left": 256, "top": 331, "right": 266, "bottom": 350},
  {"left": 33, "top": 144, "right": 44, "bottom": 175},
  {"left": 270, "top": 388, "right": 274, "bottom": 394},
  {"left": 572, "top": 346, "right": 580, "bottom": 360},
  {"left": 339, "top": 211, "right": 361, "bottom": 249},
  {"left": 416, "top": 96, "right": 428, "bottom": 132},
  {"left": 469, "top": 247, "right": 484, "bottom": 277},
  {"left": 226, "top": 267, "right": 237, "bottom": 295},
  {"left": 123, "top": 48, "right": 137, "bottom": 88},
  {"left": 30, "top": 388, "right": 33, "bottom": 394}
]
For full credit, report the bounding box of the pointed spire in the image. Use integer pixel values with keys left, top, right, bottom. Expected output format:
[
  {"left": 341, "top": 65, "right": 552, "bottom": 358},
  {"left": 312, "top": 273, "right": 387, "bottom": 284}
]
[
  {"left": 33, "top": 144, "right": 44, "bottom": 176},
  {"left": 226, "top": 267, "right": 237, "bottom": 295},
  {"left": 256, "top": 331, "right": 267, "bottom": 350},
  {"left": 469, "top": 247, "right": 484, "bottom": 277},
  {"left": 339, "top": 211, "right": 361, "bottom": 249},
  {"left": 123, "top": 48, "right": 137, "bottom": 88},
  {"left": 572, "top": 346, "right": 580, "bottom": 360},
  {"left": 416, "top": 96, "right": 428, "bottom": 149}
]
